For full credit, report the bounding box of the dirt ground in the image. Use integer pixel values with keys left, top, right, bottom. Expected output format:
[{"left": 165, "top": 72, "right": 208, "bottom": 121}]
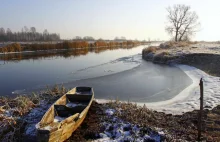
[{"left": 66, "top": 101, "right": 220, "bottom": 142}]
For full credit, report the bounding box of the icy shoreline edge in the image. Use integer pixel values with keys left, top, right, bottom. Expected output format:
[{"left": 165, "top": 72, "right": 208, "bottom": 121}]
[{"left": 97, "top": 64, "right": 220, "bottom": 115}]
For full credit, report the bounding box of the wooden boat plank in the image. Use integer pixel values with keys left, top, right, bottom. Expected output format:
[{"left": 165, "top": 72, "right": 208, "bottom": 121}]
[{"left": 60, "top": 113, "right": 79, "bottom": 125}]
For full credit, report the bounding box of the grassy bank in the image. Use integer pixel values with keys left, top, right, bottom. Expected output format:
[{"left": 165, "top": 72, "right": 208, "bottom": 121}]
[{"left": 142, "top": 41, "right": 220, "bottom": 77}]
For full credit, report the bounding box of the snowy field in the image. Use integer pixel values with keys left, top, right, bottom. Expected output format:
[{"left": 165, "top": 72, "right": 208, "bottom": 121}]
[{"left": 159, "top": 42, "right": 220, "bottom": 56}]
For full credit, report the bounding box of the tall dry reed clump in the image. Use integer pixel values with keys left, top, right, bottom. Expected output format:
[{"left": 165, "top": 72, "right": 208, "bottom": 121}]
[
  {"left": 94, "top": 41, "right": 109, "bottom": 47},
  {"left": 0, "top": 43, "right": 22, "bottom": 53},
  {"left": 23, "top": 43, "right": 57, "bottom": 51},
  {"left": 109, "top": 42, "right": 121, "bottom": 47},
  {"left": 24, "top": 41, "right": 89, "bottom": 51},
  {"left": 0, "top": 40, "right": 141, "bottom": 53},
  {"left": 0, "top": 41, "right": 90, "bottom": 53},
  {"left": 121, "top": 41, "right": 127, "bottom": 47},
  {"left": 109, "top": 42, "right": 117, "bottom": 47},
  {"left": 63, "top": 41, "right": 89, "bottom": 49}
]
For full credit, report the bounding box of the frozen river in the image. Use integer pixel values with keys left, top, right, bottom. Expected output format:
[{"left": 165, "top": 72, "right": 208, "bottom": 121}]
[{"left": 0, "top": 45, "right": 192, "bottom": 102}]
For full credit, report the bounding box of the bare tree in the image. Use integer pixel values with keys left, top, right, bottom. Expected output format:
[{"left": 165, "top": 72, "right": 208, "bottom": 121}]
[
  {"left": 121, "top": 36, "right": 126, "bottom": 41},
  {"left": 24, "top": 26, "right": 29, "bottom": 33},
  {"left": 166, "top": 4, "right": 200, "bottom": 41},
  {"left": 30, "top": 27, "right": 36, "bottom": 41},
  {"left": 75, "top": 36, "right": 82, "bottom": 40},
  {"left": 30, "top": 27, "right": 36, "bottom": 33},
  {"left": 0, "top": 28, "right": 6, "bottom": 41},
  {"left": 0, "top": 28, "right": 5, "bottom": 35},
  {"left": 83, "top": 36, "right": 94, "bottom": 41},
  {"left": 43, "top": 29, "right": 49, "bottom": 41},
  {"left": 43, "top": 29, "right": 48, "bottom": 35},
  {"left": 6, "top": 28, "right": 12, "bottom": 34}
]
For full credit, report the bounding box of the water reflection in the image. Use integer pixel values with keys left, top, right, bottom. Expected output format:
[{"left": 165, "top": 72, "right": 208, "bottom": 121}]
[{"left": 0, "top": 46, "right": 139, "bottom": 63}]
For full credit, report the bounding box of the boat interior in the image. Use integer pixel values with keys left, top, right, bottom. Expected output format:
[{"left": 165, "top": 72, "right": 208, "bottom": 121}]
[
  {"left": 39, "top": 87, "right": 93, "bottom": 129},
  {"left": 53, "top": 87, "right": 93, "bottom": 119},
  {"left": 75, "top": 86, "right": 92, "bottom": 95},
  {"left": 54, "top": 94, "right": 92, "bottom": 118}
]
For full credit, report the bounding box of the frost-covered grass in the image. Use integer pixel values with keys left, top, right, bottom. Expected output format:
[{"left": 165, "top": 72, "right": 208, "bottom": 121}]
[
  {"left": 96, "top": 100, "right": 220, "bottom": 141},
  {"left": 2, "top": 95, "right": 220, "bottom": 141},
  {"left": 94, "top": 106, "right": 165, "bottom": 142},
  {"left": 0, "top": 85, "right": 67, "bottom": 141},
  {"left": 142, "top": 46, "right": 158, "bottom": 54}
]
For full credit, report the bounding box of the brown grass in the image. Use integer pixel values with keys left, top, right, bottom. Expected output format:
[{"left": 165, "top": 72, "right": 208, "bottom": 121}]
[
  {"left": 162, "top": 41, "right": 198, "bottom": 48},
  {"left": 0, "top": 85, "right": 67, "bottom": 141},
  {"left": 142, "top": 46, "right": 158, "bottom": 54},
  {"left": 105, "top": 101, "right": 220, "bottom": 141},
  {"left": 94, "top": 41, "right": 109, "bottom": 47},
  {"left": 155, "top": 51, "right": 169, "bottom": 56},
  {"left": 1, "top": 95, "right": 220, "bottom": 141},
  {"left": 1, "top": 41, "right": 141, "bottom": 53},
  {"left": 23, "top": 41, "right": 89, "bottom": 51},
  {"left": 152, "top": 51, "right": 177, "bottom": 63},
  {"left": 0, "top": 43, "right": 22, "bottom": 53},
  {"left": 0, "top": 41, "right": 90, "bottom": 53}
]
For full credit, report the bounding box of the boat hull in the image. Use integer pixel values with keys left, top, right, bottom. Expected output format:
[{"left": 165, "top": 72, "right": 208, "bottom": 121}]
[
  {"left": 37, "top": 110, "right": 88, "bottom": 142},
  {"left": 36, "top": 87, "right": 94, "bottom": 142}
]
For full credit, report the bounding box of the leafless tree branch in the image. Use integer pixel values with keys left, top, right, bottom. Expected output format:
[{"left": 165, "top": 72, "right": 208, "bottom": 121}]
[{"left": 165, "top": 4, "right": 200, "bottom": 41}]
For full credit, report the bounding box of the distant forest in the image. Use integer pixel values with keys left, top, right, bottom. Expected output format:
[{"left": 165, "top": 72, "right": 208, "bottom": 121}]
[{"left": 0, "top": 26, "right": 60, "bottom": 41}]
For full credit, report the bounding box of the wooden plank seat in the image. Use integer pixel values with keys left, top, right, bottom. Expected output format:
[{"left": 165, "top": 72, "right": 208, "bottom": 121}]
[
  {"left": 53, "top": 95, "right": 92, "bottom": 117},
  {"left": 66, "top": 94, "right": 92, "bottom": 103},
  {"left": 54, "top": 105, "right": 86, "bottom": 117},
  {"left": 75, "top": 87, "right": 92, "bottom": 95}
]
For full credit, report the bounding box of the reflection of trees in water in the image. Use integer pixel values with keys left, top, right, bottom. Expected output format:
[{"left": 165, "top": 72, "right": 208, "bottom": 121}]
[{"left": 0, "top": 46, "right": 138, "bottom": 63}]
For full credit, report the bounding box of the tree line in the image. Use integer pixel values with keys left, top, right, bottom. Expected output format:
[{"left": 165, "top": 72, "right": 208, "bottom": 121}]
[{"left": 0, "top": 26, "right": 60, "bottom": 42}]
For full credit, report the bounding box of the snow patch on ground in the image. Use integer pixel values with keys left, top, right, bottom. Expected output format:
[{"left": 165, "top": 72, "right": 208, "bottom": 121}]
[
  {"left": 158, "top": 42, "right": 220, "bottom": 56},
  {"left": 23, "top": 101, "right": 51, "bottom": 137},
  {"left": 96, "top": 99, "right": 111, "bottom": 104},
  {"left": 105, "top": 109, "right": 115, "bottom": 116},
  {"left": 93, "top": 108, "right": 164, "bottom": 142}
]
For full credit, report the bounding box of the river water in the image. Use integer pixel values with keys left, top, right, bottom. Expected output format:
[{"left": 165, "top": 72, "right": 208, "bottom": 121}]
[{"left": 0, "top": 45, "right": 192, "bottom": 102}]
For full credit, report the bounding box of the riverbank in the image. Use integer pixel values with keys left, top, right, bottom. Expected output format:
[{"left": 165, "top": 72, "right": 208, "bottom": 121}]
[
  {"left": 142, "top": 42, "right": 220, "bottom": 112},
  {"left": 1, "top": 92, "right": 220, "bottom": 141},
  {"left": 140, "top": 41, "right": 220, "bottom": 140},
  {"left": 142, "top": 41, "right": 220, "bottom": 76}
]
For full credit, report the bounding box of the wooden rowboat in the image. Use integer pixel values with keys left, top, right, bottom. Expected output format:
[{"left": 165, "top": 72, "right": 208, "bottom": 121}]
[{"left": 36, "top": 86, "right": 94, "bottom": 142}]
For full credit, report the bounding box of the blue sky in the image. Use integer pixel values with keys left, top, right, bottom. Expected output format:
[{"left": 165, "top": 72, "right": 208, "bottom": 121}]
[{"left": 0, "top": 0, "right": 220, "bottom": 41}]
